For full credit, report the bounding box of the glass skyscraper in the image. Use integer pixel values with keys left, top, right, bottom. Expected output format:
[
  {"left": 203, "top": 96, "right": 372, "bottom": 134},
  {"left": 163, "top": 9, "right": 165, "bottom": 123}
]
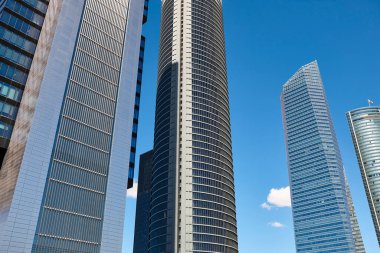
[
  {"left": 344, "top": 170, "right": 366, "bottom": 253},
  {"left": 281, "top": 61, "right": 363, "bottom": 253},
  {"left": 0, "top": 0, "right": 147, "bottom": 252},
  {"left": 133, "top": 150, "right": 153, "bottom": 253},
  {"left": 148, "top": 0, "right": 239, "bottom": 252},
  {"left": 0, "top": 0, "right": 49, "bottom": 164},
  {"left": 347, "top": 106, "right": 380, "bottom": 247}
]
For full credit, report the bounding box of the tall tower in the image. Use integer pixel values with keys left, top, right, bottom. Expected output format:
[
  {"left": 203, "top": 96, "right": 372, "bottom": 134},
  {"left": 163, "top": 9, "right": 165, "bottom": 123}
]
[
  {"left": 347, "top": 106, "right": 380, "bottom": 247},
  {"left": 0, "top": 0, "right": 147, "bottom": 252},
  {"left": 133, "top": 150, "right": 154, "bottom": 253},
  {"left": 149, "top": 0, "right": 238, "bottom": 252},
  {"left": 344, "top": 170, "right": 366, "bottom": 253},
  {"left": 0, "top": 0, "right": 50, "bottom": 164},
  {"left": 281, "top": 61, "right": 362, "bottom": 253}
]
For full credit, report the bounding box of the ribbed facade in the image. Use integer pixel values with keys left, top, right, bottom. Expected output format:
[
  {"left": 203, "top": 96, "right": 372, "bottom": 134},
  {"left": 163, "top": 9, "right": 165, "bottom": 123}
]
[
  {"left": 347, "top": 106, "right": 380, "bottom": 247},
  {"left": 281, "top": 61, "right": 358, "bottom": 253},
  {"left": 150, "top": 0, "right": 238, "bottom": 252},
  {"left": 32, "top": 0, "right": 131, "bottom": 251},
  {"left": 0, "top": 0, "right": 49, "bottom": 161},
  {"left": 0, "top": 0, "right": 146, "bottom": 252}
]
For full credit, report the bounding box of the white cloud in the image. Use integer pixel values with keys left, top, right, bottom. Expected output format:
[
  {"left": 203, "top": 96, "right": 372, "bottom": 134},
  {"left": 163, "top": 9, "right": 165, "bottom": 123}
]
[
  {"left": 261, "top": 202, "right": 272, "bottom": 210},
  {"left": 261, "top": 186, "right": 291, "bottom": 210},
  {"left": 269, "top": 222, "right": 285, "bottom": 228},
  {"left": 127, "top": 182, "right": 138, "bottom": 199}
]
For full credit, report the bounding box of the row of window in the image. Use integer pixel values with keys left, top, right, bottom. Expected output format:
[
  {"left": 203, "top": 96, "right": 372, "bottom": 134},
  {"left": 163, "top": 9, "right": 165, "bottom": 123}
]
[
  {"left": 0, "top": 80, "right": 22, "bottom": 101},
  {"left": 193, "top": 233, "right": 238, "bottom": 248},
  {"left": 67, "top": 80, "right": 116, "bottom": 116},
  {"left": 6, "top": 0, "right": 44, "bottom": 26},
  {"left": 77, "top": 36, "right": 121, "bottom": 70},
  {"left": 54, "top": 137, "right": 110, "bottom": 175},
  {"left": 0, "top": 61, "right": 28, "bottom": 84},
  {"left": 74, "top": 50, "right": 120, "bottom": 84},
  {"left": 60, "top": 117, "right": 111, "bottom": 152},
  {"left": 0, "top": 10, "right": 40, "bottom": 39},
  {"left": 0, "top": 99, "right": 17, "bottom": 119},
  {"left": 51, "top": 160, "right": 107, "bottom": 193},
  {"left": 22, "top": 0, "right": 48, "bottom": 13},
  {"left": 44, "top": 180, "right": 105, "bottom": 218},
  {"left": 33, "top": 234, "right": 99, "bottom": 253},
  {"left": 0, "top": 25, "right": 36, "bottom": 53},
  {"left": 37, "top": 208, "right": 102, "bottom": 243},
  {"left": 63, "top": 98, "right": 113, "bottom": 133},
  {"left": 0, "top": 40, "right": 32, "bottom": 68},
  {"left": 71, "top": 66, "right": 118, "bottom": 101},
  {"left": 0, "top": 120, "right": 12, "bottom": 138}
]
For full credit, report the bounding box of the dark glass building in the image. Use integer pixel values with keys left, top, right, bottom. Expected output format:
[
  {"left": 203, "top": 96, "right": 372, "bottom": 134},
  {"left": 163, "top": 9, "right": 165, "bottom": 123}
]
[
  {"left": 0, "top": 0, "right": 147, "bottom": 252},
  {"left": 133, "top": 150, "right": 153, "bottom": 253},
  {"left": 0, "top": 0, "right": 49, "bottom": 163},
  {"left": 281, "top": 61, "right": 364, "bottom": 253},
  {"left": 148, "top": 0, "right": 238, "bottom": 252}
]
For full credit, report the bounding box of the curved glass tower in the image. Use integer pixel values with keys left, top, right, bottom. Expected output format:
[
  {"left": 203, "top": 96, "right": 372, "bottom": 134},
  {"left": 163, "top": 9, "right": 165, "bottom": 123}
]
[
  {"left": 281, "top": 61, "right": 362, "bottom": 253},
  {"left": 149, "top": 0, "right": 238, "bottom": 252},
  {"left": 347, "top": 106, "right": 380, "bottom": 246}
]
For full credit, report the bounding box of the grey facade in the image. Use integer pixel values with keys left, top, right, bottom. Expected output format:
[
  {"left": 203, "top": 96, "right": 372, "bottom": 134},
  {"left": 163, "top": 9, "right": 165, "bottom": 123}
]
[
  {"left": 149, "top": 0, "right": 238, "bottom": 252},
  {"left": 281, "top": 61, "right": 362, "bottom": 253},
  {"left": 347, "top": 106, "right": 380, "bottom": 247},
  {"left": 133, "top": 150, "right": 153, "bottom": 253},
  {"left": 0, "top": 0, "right": 146, "bottom": 252}
]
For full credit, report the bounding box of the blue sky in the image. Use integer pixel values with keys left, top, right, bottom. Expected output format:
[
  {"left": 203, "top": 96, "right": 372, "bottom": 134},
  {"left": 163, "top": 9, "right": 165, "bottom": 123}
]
[{"left": 123, "top": 0, "right": 380, "bottom": 252}]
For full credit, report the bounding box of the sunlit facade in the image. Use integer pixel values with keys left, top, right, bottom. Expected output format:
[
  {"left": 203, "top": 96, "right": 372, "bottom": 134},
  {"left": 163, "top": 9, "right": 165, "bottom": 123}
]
[
  {"left": 0, "top": 0, "right": 146, "bottom": 252},
  {"left": 347, "top": 106, "right": 380, "bottom": 247},
  {"left": 281, "top": 61, "right": 361, "bottom": 253}
]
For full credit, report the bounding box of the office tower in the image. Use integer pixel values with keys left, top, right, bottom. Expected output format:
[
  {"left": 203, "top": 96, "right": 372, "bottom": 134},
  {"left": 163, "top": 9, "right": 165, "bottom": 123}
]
[
  {"left": 149, "top": 0, "right": 238, "bottom": 252},
  {"left": 0, "top": 0, "right": 147, "bottom": 252},
  {"left": 347, "top": 106, "right": 380, "bottom": 246},
  {"left": 345, "top": 170, "right": 366, "bottom": 253},
  {"left": 133, "top": 150, "right": 153, "bottom": 253},
  {"left": 0, "top": 0, "right": 49, "bottom": 164},
  {"left": 281, "top": 61, "right": 362, "bottom": 253}
]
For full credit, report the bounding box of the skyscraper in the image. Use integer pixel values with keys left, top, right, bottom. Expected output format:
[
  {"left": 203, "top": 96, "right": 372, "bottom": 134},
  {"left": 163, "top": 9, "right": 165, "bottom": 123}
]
[
  {"left": 281, "top": 61, "right": 362, "bottom": 253},
  {"left": 0, "top": 0, "right": 49, "bottom": 164},
  {"left": 347, "top": 106, "right": 380, "bottom": 246},
  {"left": 0, "top": 0, "right": 147, "bottom": 252},
  {"left": 133, "top": 150, "right": 153, "bottom": 253},
  {"left": 344, "top": 170, "right": 366, "bottom": 253},
  {"left": 148, "top": 0, "right": 238, "bottom": 252}
]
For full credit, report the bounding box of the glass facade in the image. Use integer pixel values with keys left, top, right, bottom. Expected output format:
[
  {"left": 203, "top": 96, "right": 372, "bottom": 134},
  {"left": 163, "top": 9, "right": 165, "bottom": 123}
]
[
  {"left": 281, "top": 61, "right": 358, "bottom": 253},
  {"left": 0, "top": 0, "right": 48, "bottom": 160},
  {"left": 31, "top": 0, "right": 140, "bottom": 252},
  {"left": 347, "top": 106, "right": 380, "bottom": 247},
  {"left": 344, "top": 170, "right": 366, "bottom": 253},
  {"left": 149, "top": 0, "right": 176, "bottom": 251},
  {"left": 133, "top": 150, "right": 154, "bottom": 253},
  {"left": 150, "top": 0, "right": 238, "bottom": 252},
  {"left": 0, "top": 0, "right": 146, "bottom": 251}
]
